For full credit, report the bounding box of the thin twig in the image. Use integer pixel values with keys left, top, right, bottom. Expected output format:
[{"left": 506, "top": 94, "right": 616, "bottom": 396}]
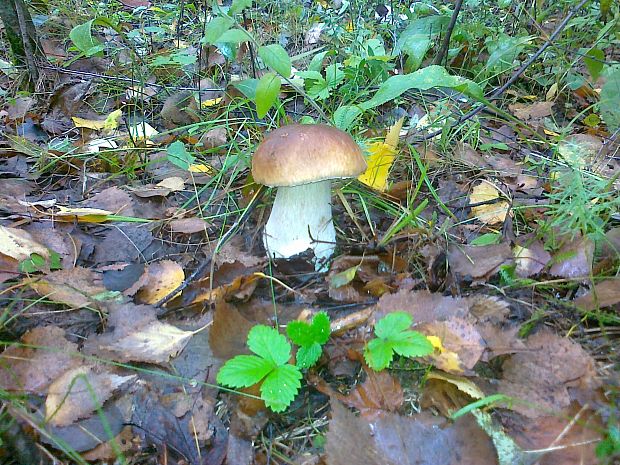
[{"left": 432, "top": 0, "right": 463, "bottom": 66}]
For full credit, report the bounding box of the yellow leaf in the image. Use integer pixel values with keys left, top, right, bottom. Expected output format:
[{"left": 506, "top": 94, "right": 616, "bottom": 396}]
[
  {"left": 427, "top": 335, "right": 444, "bottom": 352},
  {"left": 55, "top": 206, "right": 112, "bottom": 223},
  {"left": 345, "top": 21, "right": 354, "bottom": 32},
  {"left": 72, "top": 116, "right": 107, "bottom": 130},
  {"left": 357, "top": 118, "right": 404, "bottom": 192},
  {"left": 104, "top": 109, "right": 123, "bottom": 131},
  {"left": 469, "top": 181, "right": 509, "bottom": 225},
  {"left": 427, "top": 372, "right": 484, "bottom": 399},
  {"left": 188, "top": 163, "right": 215, "bottom": 174},
  {"left": 200, "top": 97, "right": 223, "bottom": 108},
  {"left": 136, "top": 260, "right": 185, "bottom": 304}
]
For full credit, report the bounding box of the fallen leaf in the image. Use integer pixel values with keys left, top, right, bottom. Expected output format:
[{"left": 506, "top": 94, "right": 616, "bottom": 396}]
[
  {"left": 325, "top": 400, "right": 497, "bottom": 465},
  {"left": 513, "top": 238, "right": 551, "bottom": 277},
  {"left": 509, "top": 101, "right": 553, "bottom": 122},
  {"left": 448, "top": 243, "right": 513, "bottom": 279},
  {"left": 135, "top": 260, "right": 185, "bottom": 304},
  {"left": 498, "top": 330, "right": 599, "bottom": 418},
  {"left": 549, "top": 235, "right": 594, "bottom": 278},
  {"left": 45, "top": 365, "right": 136, "bottom": 426},
  {"left": 0, "top": 225, "right": 50, "bottom": 261},
  {"left": 373, "top": 289, "right": 470, "bottom": 324},
  {"left": 55, "top": 206, "right": 112, "bottom": 223},
  {"left": 469, "top": 181, "right": 510, "bottom": 225},
  {"left": 0, "top": 326, "right": 81, "bottom": 392},
  {"left": 29, "top": 267, "right": 107, "bottom": 308},
  {"left": 340, "top": 365, "right": 403, "bottom": 418},
  {"left": 83, "top": 302, "right": 193, "bottom": 364},
  {"left": 358, "top": 118, "right": 403, "bottom": 191},
  {"left": 574, "top": 279, "right": 620, "bottom": 310},
  {"left": 169, "top": 217, "right": 208, "bottom": 234},
  {"left": 421, "top": 318, "right": 485, "bottom": 373}
]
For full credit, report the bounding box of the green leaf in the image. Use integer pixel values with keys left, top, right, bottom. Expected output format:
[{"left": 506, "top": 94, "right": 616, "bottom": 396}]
[
  {"left": 166, "top": 141, "right": 195, "bottom": 170},
  {"left": 395, "top": 16, "right": 449, "bottom": 71},
  {"left": 203, "top": 16, "right": 234, "bottom": 44},
  {"left": 217, "top": 354, "right": 273, "bottom": 387},
  {"left": 228, "top": 0, "right": 252, "bottom": 16},
  {"left": 325, "top": 63, "right": 344, "bottom": 87},
  {"left": 333, "top": 105, "right": 363, "bottom": 131},
  {"left": 391, "top": 331, "right": 434, "bottom": 357},
  {"left": 287, "top": 321, "right": 315, "bottom": 347},
  {"left": 374, "top": 312, "right": 413, "bottom": 339},
  {"left": 247, "top": 325, "right": 291, "bottom": 366},
  {"left": 364, "top": 338, "right": 395, "bottom": 371},
  {"left": 260, "top": 364, "right": 302, "bottom": 412},
  {"left": 311, "top": 312, "right": 330, "bottom": 344},
  {"left": 231, "top": 78, "right": 258, "bottom": 99},
  {"left": 600, "top": 69, "right": 620, "bottom": 131},
  {"left": 296, "top": 343, "right": 322, "bottom": 368},
  {"left": 360, "top": 66, "right": 483, "bottom": 111},
  {"left": 258, "top": 44, "right": 291, "bottom": 77},
  {"left": 470, "top": 232, "right": 502, "bottom": 246},
  {"left": 584, "top": 48, "right": 604, "bottom": 81},
  {"left": 308, "top": 50, "right": 329, "bottom": 72},
  {"left": 19, "top": 253, "right": 47, "bottom": 273},
  {"left": 255, "top": 73, "right": 280, "bottom": 118},
  {"left": 364, "top": 312, "right": 433, "bottom": 371},
  {"left": 217, "top": 28, "right": 252, "bottom": 44},
  {"left": 329, "top": 265, "right": 359, "bottom": 289},
  {"left": 69, "top": 19, "right": 102, "bottom": 56}
]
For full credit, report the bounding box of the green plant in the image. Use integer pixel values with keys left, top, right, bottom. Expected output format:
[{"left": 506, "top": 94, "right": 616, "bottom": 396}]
[
  {"left": 597, "top": 419, "right": 620, "bottom": 464},
  {"left": 217, "top": 325, "right": 302, "bottom": 412},
  {"left": 286, "top": 311, "right": 330, "bottom": 368},
  {"left": 364, "top": 312, "right": 433, "bottom": 371}
]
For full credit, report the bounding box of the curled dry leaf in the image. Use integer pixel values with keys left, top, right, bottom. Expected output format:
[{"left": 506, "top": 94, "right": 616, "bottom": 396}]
[
  {"left": 83, "top": 303, "right": 192, "bottom": 364},
  {"left": 135, "top": 259, "right": 185, "bottom": 304},
  {"left": 469, "top": 181, "right": 510, "bottom": 225},
  {"left": 45, "top": 365, "right": 136, "bottom": 427},
  {"left": 0, "top": 326, "right": 81, "bottom": 393}
]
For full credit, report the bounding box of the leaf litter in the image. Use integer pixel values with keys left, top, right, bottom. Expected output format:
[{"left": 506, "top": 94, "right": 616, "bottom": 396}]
[{"left": 1, "top": 3, "right": 618, "bottom": 464}]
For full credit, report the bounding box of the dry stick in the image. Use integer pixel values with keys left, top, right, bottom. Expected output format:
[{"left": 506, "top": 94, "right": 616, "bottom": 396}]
[
  {"left": 14, "top": 0, "right": 39, "bottom": 83},
  {"left": 155, "top": 185, "right": 266, "bottom": 307},
  {"left": 432, "top": 0, "right": 464, "bottom": 66},
  {"left": 415, "top": 0, "right": 591, "bottom": 143}
]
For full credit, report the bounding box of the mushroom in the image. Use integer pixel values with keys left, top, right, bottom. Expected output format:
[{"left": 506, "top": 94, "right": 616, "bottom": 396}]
[{"left": 252, "top": 124, "right": 367, "bottom": 270}]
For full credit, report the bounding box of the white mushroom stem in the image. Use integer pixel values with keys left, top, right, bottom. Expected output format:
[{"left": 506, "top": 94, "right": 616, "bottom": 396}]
[{"left": 263, "top": 180, "right": 336, "bottom": 269}]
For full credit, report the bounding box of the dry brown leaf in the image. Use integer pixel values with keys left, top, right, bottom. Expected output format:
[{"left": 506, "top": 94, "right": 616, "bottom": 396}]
[
  {"left": 373, "top": 289, "right": 470, "bottom": 324},
  {"left": 45, "top": 365, "right": 136, "bottom": 426},
  {"left": 513, "top": 238, "right": 551, "bottom": 277},
  {"left": 135, "top": 259, "right": 185, "bottom": 304},
  {"left": 448, "top": 243, "right": 513, "bottom": 279},
  {"left": 29, "top": 267, "right": 107, "bottom": 308},
  {"left": 510, "top": 101, "right": 553, "bottom": 121},
  {"left": 421, "top": 318, "right": 485, "bottom": 373},
  {"left": 550, "top": 235, "right": 594, "bottom": 278},
  {"left": 209, "top": 301, "right": 253, "bottom": 359},
  {"left": 498, "top": 330, "right": 600, "bottom": 418},
  {"left": 169, "top": 217, "right": 209, "bottom": 234},
  {"left": 340, "top": 366, "right": 403, "bottom": 418},
  {"left": 0, "top": 326, "right": 81, "bottom": 392},
  {"left": 83, "top": 303, "right": 192, "bottom": 364},
  {"left": 325, "top": 400, "right": 497, "bottom": 465},
  {"left": 469, "top": 181, "right": 510, "bottom": 225},
  {"left": 574, "top": 279, "right": 620, "bottom": 310}
]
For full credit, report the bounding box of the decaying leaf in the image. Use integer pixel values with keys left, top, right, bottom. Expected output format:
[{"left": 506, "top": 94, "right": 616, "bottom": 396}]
[
  {"left": 0, "top": 326, "right": 82, "bottom": 392},
  {"left": 513, "top": 239, "right": 551, "bottom": 277},
  {"left": 45, "top": 365, "right": 136, "bottom": 426},
  {"left": 421, "top": 318, "right": 485, "bottom": 373},
  {"left": 0, "top": 225, "right": 50, "bottom": 262},
  {"left": 340, "top": 365, "right": 404, "bottom": 418},
  {"left": 448, "top": 243, "right": 513, "bottom": 279},
  {"left": 83, "top": 303, "right": 193, "bottom": 364},
  {"left": 574, "top": 279, "right": 620, "bottom": 310},
  {"left": 549, "top": 235, "right": 594, "bottom": 279}
]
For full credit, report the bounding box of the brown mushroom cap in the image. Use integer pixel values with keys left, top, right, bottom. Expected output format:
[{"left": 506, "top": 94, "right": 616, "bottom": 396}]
[{"left": 252, "top": 124, "right": 367, "bottom": 187}]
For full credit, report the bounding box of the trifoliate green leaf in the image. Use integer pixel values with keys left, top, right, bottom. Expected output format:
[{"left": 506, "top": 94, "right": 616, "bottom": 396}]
[
  {"left": 364, "top": 312, "right": 433, "bottom": 371},
  {"left": 286, "top": 312, "right": 330, "bottom": 347},
  {"left": 296, "top": 343, "right": 322, "bottom": 369},
  {"left": 374, "top": 312, "right": 413, "bottom": 339},
  {"left": 216, "top": 355, "right": 273, "bottom": 388},
  {"left": 247, "top": 325, "right": 291, "bottom": 366},
  {"left": 260, "top": 364, "right": 302, "bottom": 412}
]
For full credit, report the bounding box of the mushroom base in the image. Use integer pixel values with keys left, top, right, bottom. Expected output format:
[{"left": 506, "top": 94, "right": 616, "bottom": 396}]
[{"left": 263, "top": 181, "right": 335, "bottom": 269}]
